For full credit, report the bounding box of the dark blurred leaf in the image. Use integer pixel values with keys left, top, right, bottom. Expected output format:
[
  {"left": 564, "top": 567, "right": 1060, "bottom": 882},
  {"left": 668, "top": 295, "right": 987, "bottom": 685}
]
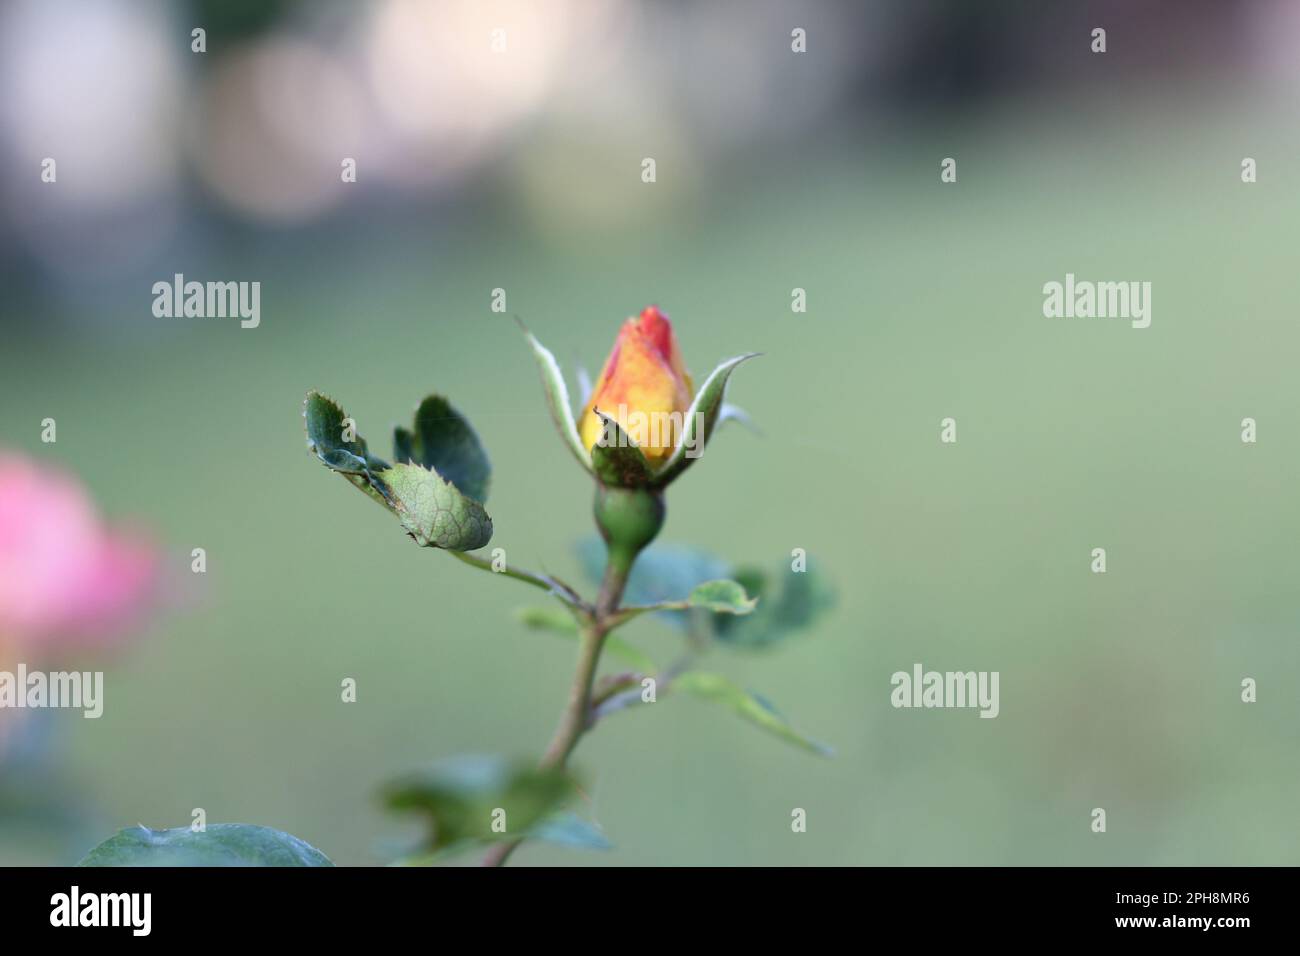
[
  {"left": 195, "top": 0, "right": 291, "bottom": 41},
  {"left": 393, "top": 395, "right": 491, "bottom": 504},
  {"left": 78, "top": 824, "right": 333, "bottom": 867},
  {"left": 672, "top": 673, "right": 833, "bottom": 757},
  {"left": 382, "top": 756, "right": 577, "bottom": 851},
  {"left": 392, "top": 808, "right": 611, "bottom": 865},
  {"left": 715, "top": 557, "right": 836, "bottom": 649}
]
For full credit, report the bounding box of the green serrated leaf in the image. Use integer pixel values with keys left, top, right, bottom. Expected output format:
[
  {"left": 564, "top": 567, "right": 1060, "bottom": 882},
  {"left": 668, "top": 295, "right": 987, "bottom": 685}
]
[
  {"left": 78, "top": 824, "right": 334, "bottom": 867},
  {"left": 305, "top": 390, "right": 493, "bottom": 551},
  {"left": 304, "top": 391, "right": 391, "bottom": 508},
  {"left": 610, "top": 578, "right": 758, "bottom": 627},
  {"left": 654, "top": 353, "right": 759, "bottom": 486},
  {"left": 304, "top": 391, "right": 389, "bottom": 473},
  {"left": 519, "top": 321, "right": 593, "bottom": 474},
  {"left": 382, "top": 756, "right": 577, "bottom": 851},
  {"left": 672, "top": 672, "right": 833, "bottom": 756},
  {"left": 589, "top": 409, "right": 653, "bottom": 487},
  {"left": 372, "top": 463, "right": 493, "bottom": 551},
  {"left": 393, "top": 395, "right": 491, "bottom": 504}
]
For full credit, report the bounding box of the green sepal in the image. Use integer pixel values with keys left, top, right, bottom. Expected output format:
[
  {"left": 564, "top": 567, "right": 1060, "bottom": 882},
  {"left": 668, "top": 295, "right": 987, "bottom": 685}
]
[
  {"left": 653, "top": 353, "right": 759, "bottom": 486},
  {"left": 589, "top": 409, "right": 654, "bottom": 488},
  {"left": 518, "top": 320, "right": 593, "bottom": 474}
]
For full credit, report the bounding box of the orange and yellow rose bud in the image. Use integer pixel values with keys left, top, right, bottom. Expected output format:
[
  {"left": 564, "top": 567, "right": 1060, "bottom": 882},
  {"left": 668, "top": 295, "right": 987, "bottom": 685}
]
[{"left": 578, "top": 306, "right": 693, "bottom": 462}]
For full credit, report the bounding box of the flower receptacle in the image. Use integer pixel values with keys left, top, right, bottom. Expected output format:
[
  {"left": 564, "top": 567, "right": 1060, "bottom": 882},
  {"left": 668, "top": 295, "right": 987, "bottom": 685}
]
[{"left": 593, "top": 484, "right": 665, "bottom": 577}]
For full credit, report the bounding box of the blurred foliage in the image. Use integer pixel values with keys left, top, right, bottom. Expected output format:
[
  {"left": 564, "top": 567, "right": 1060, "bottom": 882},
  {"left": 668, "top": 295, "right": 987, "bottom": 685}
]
[
  {"left": 515, "top": 606, "right": 658, "bottom": 673},
  {"left": 381, "top": 755, "right": 605, "bottom": 862},
  {"left": 193, "top": 0, "right": 292, "bottom": 45},
  {"left": 79, "top": 823, "right": 334, "bottom": 867},
  {"left": 670, "top": 672, "right": 833, "bottom": 757},
  {"left": 576, "top": 539, "right": 834, "bottom": 650},
  {"left": 716, "top": 557, "right": 836, "bottom": 650}
]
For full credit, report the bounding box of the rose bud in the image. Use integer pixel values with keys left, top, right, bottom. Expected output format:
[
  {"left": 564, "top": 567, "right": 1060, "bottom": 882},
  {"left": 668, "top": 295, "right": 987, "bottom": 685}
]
[{"left": 578, "top": 306, "right": 693, "bottom": 463}]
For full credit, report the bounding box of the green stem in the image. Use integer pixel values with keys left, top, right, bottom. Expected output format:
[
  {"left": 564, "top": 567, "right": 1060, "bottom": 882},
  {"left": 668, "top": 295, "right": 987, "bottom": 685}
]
[
  {"left": 538, "top": 621, "right": 607, "bottom": 768},
  {"left": 591, "top": 637, "right": 706, "bottom": 724},
  {"left": 480, "top": 557, "right": 632, "bottom": 867},
  {"left": 449, "top": 549, "right": 587, "bottom": 611}
]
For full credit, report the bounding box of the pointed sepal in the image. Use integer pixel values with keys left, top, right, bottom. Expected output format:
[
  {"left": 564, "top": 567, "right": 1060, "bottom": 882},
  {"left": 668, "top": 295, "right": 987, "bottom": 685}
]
[
  {"left": 518, "top": 320, "right": 593, "bottom": 475},
  {"left": 589, "top": 409, "right": 654, "bottom": 488},
  {"left": 653, "top": 353, "right": 760, "bottom": 486}
]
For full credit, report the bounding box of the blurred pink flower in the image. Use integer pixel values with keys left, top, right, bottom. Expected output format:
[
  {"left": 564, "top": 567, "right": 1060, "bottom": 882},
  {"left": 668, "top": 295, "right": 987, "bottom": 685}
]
[{"left": 0, "top": 452, "right": 159, "bottom": 653}]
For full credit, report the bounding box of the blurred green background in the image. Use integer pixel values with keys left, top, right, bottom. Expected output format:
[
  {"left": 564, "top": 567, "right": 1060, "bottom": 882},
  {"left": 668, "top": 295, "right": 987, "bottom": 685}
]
[{"left": 1, "top": 0, "right": 1297, "bottom": 865}]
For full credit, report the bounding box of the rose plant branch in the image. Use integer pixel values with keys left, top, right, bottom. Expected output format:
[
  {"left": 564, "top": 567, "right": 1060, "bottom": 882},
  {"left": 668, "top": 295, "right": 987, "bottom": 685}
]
[
  {"left": 447, "top": 548, "right": 588, "bottom": 613},
  {"left": 294, "top": 306, "right": 807, "bottom": 865},
  {"left": 71, "top": 306, "right": 834, "bottom": 869},
  {"left": 478, "top": 559, "right": 629, "bottom": 868}
]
